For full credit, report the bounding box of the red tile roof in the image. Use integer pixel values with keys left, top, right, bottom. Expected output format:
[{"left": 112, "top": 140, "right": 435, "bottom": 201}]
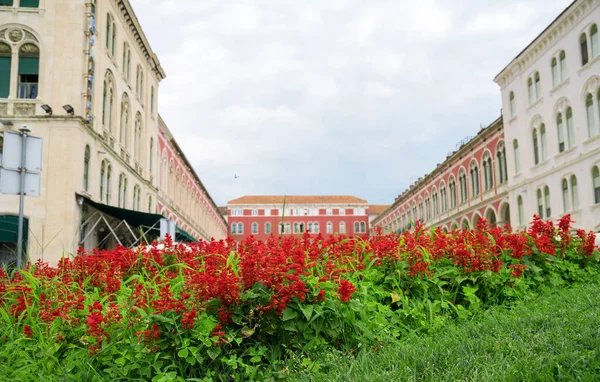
[
  {"left": 227, "top": 195, "right": 368, "bottom": 205},
  {"left": 368, "top": 205, "right": 390, "bottom": 214}
]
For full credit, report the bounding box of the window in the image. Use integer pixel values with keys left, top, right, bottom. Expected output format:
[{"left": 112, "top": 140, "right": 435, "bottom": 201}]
[
  {"left": 425, "top": 197, "right": 431, "bottom": 221},
  {"left": 17, "top": 43, "right": 39, "bottom": 99},
  {"left": 540, "top": 124, "right": 547, "bottom": 161},
  {"left": 534, "top": 72, "right": 541, "bottom": 100},
  {"left": 132, "top": 185, "right": 140, "bottom": 211},
  {"left": 326, "top": 208, "right": 332, "bottom": 216},
  {"left": 533, "top": 129, "right": 540, "bottom": 165},
  {"left": 105, "top": 14, "right": 111, "bottom": 50},
  {"left": 449, "top": 178, "right": 456, "bottom": 209},
  {"left": 339, "top": 209, "right": 345, "bottom": 216},
  {"left": 135, "top": 65, "right": 144, "bottom": 100},
  {"left": 470, "top": 162, "right": 480, "bottom": 198},
  {"left": 0, "top": 42, "right": 10, "bottom": 98},
  {"left": 354, "top": 222, "right": 359, "bottom": 233},
  {"left": 562, "top": 179, "right": 569, "bottom": 213},
  {"left": 134, "top": 112, "right": 142, "bottom": 160},
  {"left": 566, "top": 107, "right": 575, "bottom": 148},
  {"left": 313, "top": 222, "right": 319, "bottom": 233},
  {"left": 571, "top": 175, "right": 579, "bottom": 211},
  {"left": 118, "top": 174, "right": 127, "bottom": 208},
  {"left": 293, "top": 222, "right": 300, "bottom": 234},
  {"left": 149, "top": 138, "right": 154, "bottom": 173},
  {"left": 528, "top": 77, "right": 534, "bottom": 104},
  {"left": 252, "top": 209, "right": 257, "bottom": 216},
  {"left": 557, "top": 113, "right": 565, "bottom": 153},
  {"left": 418, "top": 202, "right": 423, "bottom": 222},
  {"left": 544, "top": 186, "right": 551, "bottom": 218},
  {"left": 559, "top": 51, "right": 567, "bottom": 81},
  {"left": 307, "top": 222, "right": 313, "bottom": 233},
  {"left": 593, "top": 166, "right": 600, "bottom": 204},
  {"left": 105, "top": 164, "right": 111, "bottom": 203},
  {"left": 551, "top": 57, "right": 559, "bottom": 87},
  {"left": 440, "top": 186, "right": 447, "bottom": 213},
  {"left": 150, "top": 86, "right": 155, "bottom": 114},
  {"left": 340, "top": 221, "right": 346, "bottom": 234},
  {"left": 459, "top": 171, "right": 467, "bottom": 204},
  {"left": 252, "top": 222, "right": 258, "bottom": 235},
  {"left": 592, "top": 24, "right": 599, "bottom": 59},
  {"left": 148, "top": 196, "right": 153, "bottom": 213},
  {"left": 238, "top": 223, "right": 244, "bottom": 235},
  {"left": 581, "top": 33, "right": 589, "bottom": 65},
  {"left": 326, "top": 222, "right": 333, "bottom": 234},
  {"left": 509, "top": 91, "right": 515, "bottom": 118},
  {"left": 120, "top": 93, "right": 130, "bottom": 145},
  {"left": 278, "top": 222, "right": 284, "bottom": 234},
  {"left": 513, "top": 139, "right": 520, "bottom": 174},
  {"left": 483, "top": 152, "right": 493, "bottom": 191},
  {"left": 432, "top": 192, "right": 438, "bottom": 217},
  {"left": 537, "top": 189, "right": 543, "bottom": 217},
  {"left": 100, "top": 160, "right": 106, "bottom": 201},
  {"left": 103, "top": 71, "right": 115, "bottom": 132},
  {"left": 586, "top": 94, "right": 597, "bottom": 137},
  {"left": 83, "top": 145, "right": 90, "bottom": 191},
  {"left": 231, "top": 223, "right": 237, "bottom": 235},
  {"left": 360, "top": 222, "right": 366, "bottom": 233},
  {"left": 517, "top": 196, "right": 524, "bottom": 226},
  {"left": 20, "top": 0, "right": 40, "bottom": 7}
]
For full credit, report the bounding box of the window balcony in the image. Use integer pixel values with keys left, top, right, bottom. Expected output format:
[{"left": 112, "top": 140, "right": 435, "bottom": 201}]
[{"left": 0, "top": 98, "right": 39, "bottom": 116}]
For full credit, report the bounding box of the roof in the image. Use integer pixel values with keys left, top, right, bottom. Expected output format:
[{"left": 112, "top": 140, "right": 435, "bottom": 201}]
[
  {"left": 227, "top": 195, "right": 369, "bottom": 205},
  {"left": 368, "top": 205, "right": 391, "bottom": 214}
]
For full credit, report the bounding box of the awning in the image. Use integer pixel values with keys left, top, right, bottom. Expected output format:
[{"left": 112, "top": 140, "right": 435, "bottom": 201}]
[
  {"left": 0, "top": 215, "right": 28, "bottom": 243},
  {"left": 83, "top": 196, "right": 164, "bottom": 230},
  {"left": 176, "top": 227, "right": 198, "bottom": 243}
]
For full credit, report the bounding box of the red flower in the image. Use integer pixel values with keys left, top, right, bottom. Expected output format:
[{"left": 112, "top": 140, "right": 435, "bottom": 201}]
[
  {"left": 337, "top": 280, "right": 357, "bottom": 303},
  {"left": 181, "top": 309, "right": 197, "bottom": 330},
  {"left": 23, "top": 325, "right": 32, "bottom": 338}
]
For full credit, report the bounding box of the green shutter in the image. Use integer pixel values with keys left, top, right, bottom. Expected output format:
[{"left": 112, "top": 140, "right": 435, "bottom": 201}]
[
  {"left": 20, "top": 0, "right": 38, "bottom": 7},
  {"left": 0, "top": 0, "right": 14, "bottom": 6},
  {"left": 18, "top": 57, "right": 38, "bottom": 75},
  {"left": 0, "top": 56, "right": 10, "bottom": 98}
]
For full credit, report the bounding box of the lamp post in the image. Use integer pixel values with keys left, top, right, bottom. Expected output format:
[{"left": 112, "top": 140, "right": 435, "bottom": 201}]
[{"left": 16, "top": 126, "right": 31, "bottom": 269}]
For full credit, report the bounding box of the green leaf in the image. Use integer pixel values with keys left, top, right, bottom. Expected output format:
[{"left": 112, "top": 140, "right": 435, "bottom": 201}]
[
  {"left": 241, "top": 326, "right": 255, "bottom": 338},
  {"left": 300, "top": 304, "right": 314, "bottom": 320},
  {"left": 177, "top": 348, "right": 189, "bottom": 358},
  {"left": 207, "top": 347, "right": 221, "bottom": 360},
  {"left": 282, "top": 308, "right": 298, "bottom": 321}
]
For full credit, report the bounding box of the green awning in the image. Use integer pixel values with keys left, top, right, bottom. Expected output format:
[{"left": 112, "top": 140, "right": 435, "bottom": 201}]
[
  {"left": 176, "top": 227, "right": 197, "bottom": 243},
  {"left": 0, "top": 215, "right": 28, "bottom": 243},
  {"left": 82, "top": 196, "right": 164, "bottom": 232},
  {"left": 19, "top": 57, "right": 39, "bottom": 75}
]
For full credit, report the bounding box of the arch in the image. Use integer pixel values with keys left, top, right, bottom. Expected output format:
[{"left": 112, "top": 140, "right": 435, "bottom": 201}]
[
  {"left": 581, "top": 75, "right": 600, "bottom": 99},
  {"left": 461, "top": 218, "right": 470, "bottom": 231},
  {"left": 471, "top": 212, "right": 482, "bottom": 228},
  {"left": 499, "top": 201, "right": 511, "bottom": 226},
  {"left": 450, "top": 221, "right": 459, "bottom": 231},
  {"left": 484, "top": 207, "right": 497, "bottom": 227},
  {"left": 103, "top": 70, "right": 116, "bottom": 132}
]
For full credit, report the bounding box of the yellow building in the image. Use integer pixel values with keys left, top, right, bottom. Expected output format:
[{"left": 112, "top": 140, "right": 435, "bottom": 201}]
[{"left": 0, "top": 0, "right": 227, "bottom": 265}]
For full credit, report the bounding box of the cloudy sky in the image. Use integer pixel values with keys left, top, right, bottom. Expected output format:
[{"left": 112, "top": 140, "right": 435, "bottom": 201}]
[{"left": 130, "top": 0, "right": 572, "bottom": 206}]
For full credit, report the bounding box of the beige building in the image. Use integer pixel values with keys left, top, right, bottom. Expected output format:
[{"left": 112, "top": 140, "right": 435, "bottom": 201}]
[{"left": 0, "top": 0, "right": 226, "bottom": 266}]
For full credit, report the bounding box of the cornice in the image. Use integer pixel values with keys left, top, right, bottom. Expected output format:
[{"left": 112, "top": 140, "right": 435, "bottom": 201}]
[{"left": 494, "top": 0, "right": 599, "bottom": 88}]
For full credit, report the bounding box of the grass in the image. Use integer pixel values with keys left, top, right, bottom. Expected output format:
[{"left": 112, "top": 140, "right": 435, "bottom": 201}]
[{"left": 297, "top": 279, "right": 600, "bottom": 382}]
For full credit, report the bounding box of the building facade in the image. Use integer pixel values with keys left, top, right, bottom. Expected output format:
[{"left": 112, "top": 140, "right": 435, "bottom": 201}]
[
  {"left": 495, "top": 0, "right": 600, "bottom": 232},
  {"left": 373, "top": 118, "right": 509, "bottom": 233},
  {"left": 156, "top": 116, "right": 227, "bottom": 242},
  {"left": 227, "top": 196, "right": 370, "bottom": 241},
  {"left": 0, "top": 0, "right": 225, "bottom": 266}
]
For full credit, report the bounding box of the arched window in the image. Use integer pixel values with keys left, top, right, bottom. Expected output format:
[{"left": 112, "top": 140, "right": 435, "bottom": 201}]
[
  {"left": 111, "top": 20, "right": 116, "bottom": 57},
  {"left": 278, "top": 222, "right": 284, "bottom": 234},
  {"left": 251, "top": 222, "right": 258, "bottom": 235},
  {"left": 532, "top": 129, "right": 540, "bottom": 165},
  {"left": 132, "top": 185, "right": 140, "bottom": 211},
  {"left": 534, "top": 72, "right": 541, "bottom": 99},
  {"left": 593, "top": 166, "right": 600, "bottom": 204},
  {"left": 314, "top": 222, "right": 319, "bottom": 233},
  {"left": 120, "top": 93, "right": 130, "bottom": 145},
  {"left": 557, "top": 112, "right": 565, "bottom": 153},
  {"left": 440, "top": 184, "right": 447, "bottom": 213},
  {"left": 118, "top": 173, "right": 127, "bottom": 208},
  {"left": 265, "top": 222, "right": 271, "bottom": 235},
  {"left": 150, "top": 86, "right": 155, "bottom": 114},
  {"left": 449, "top": 178, "right": 457, "bottom": 209},
  {"left": 238, "top": 223, "right": 244, "bottom": 235},
  {"left": 425, "top": 197, "right": 431, "bottom": 220},
  {"left": 149, "top": 138, "right": 154, "bottom": 173},
  {"left": 470, "top": 161, "right": 480, "bottom": 197},
  {"left": 134, "top": 112, "right": 142, "bottom": 160},
  {"left": 551, "top": 57, "right": 558, "bottom": 87},
  {"left": 562, "top": 178, "right": 569, "bottom": 213},
  {"left": 103, "top": 71, "right": 115, "bottom": 132},
  {"left": 231, "top": 223, "right": 237, "bottom": 235},
  {"left": 459, "top": 170, "right": 468, "bottom": 204},
  {"left": 418, "top": 201, "right": 423, "bottom": 221},
  {"left": 482, "top": 152, "right": 493, "bottom": 190},
  {"left": 540, "top": 124, "right": 547, "bottom": 161},
  {"left": 360, "top": 222, "right": 366, "bottom": 233},
  {"left": 509, "top": 91, "right": 515, "bottom": 118},
  {"left": 566, "top": 107, "right": 575, "bottom": 148},
  {"left": 513, "top": 139, "right": 520, "bottom": 174},
  {"left": 0, "top": 42, "right": 11, "bottom": 98},
  {"left": 537, "top": 188, "right": 543, "bottom": 217},
  {"left": 432, "top": 192, "right": 438, "bottom": 217},
  {"left": 587, "top": 94, "right": 597, "bottom": 138},
  {"left": 581, "top": 33, "right": 589, "bottom": 66},
  {"left": 571, "top": 175, "right": 579, "bottom": 211},
  {"left": 17, "top": 43, "right": 39, "bottom": 99},
  {"left": 517, "top": 195, "right": 524, "bottom": 226},
  {"left": 340, "top": 221, "right": 346, "bottom": 234},
  {"left": 544, "top": 186, "right": 551, "bottom": 218},
  {"left": 285, "top": 222, "right": 291, "bottom": 234},
  {"left": 592, "top": 24, "right": 599, "bottom": 59},
  {"left": 323, "top": 222, "right": 331, "bottom": 234},
  {"left": 105, "top": 14, "right": 112, "bottom": 50},
  {"left": 122, "top": 42, "right": 128, "bottom": 76},
  {"left": 528, "top": 77, "right": 534, "bottom": 104},
  {"left": 559, "top": 51, "right": 567, "bottom": 81},
  {"left": 83, "top": 145, "right": 90, "bottom": 191},
  {"left": 353, "top": 221, "right": 359, "bottom": 233}
]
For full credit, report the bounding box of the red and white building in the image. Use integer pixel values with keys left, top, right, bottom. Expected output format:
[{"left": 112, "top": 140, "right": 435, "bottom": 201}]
[
  {"left": 157, "top": 116, "right": 228, "bottom": 241},
  {"left": 227, "top": 195, "right": 370, "bottom": 241},
  {"left": 373, "top": 117, "right": 510, "bottom": 233}
]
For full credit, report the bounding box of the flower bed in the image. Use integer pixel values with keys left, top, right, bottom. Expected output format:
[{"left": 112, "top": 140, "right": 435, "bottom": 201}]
[{"left": 0, "top": 215, "right": 598, "bottom": 381}]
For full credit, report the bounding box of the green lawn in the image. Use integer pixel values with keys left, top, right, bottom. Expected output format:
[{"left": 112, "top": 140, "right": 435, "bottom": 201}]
[{"left": 297, "top": 279, "right": 600, "bottom": 382}]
